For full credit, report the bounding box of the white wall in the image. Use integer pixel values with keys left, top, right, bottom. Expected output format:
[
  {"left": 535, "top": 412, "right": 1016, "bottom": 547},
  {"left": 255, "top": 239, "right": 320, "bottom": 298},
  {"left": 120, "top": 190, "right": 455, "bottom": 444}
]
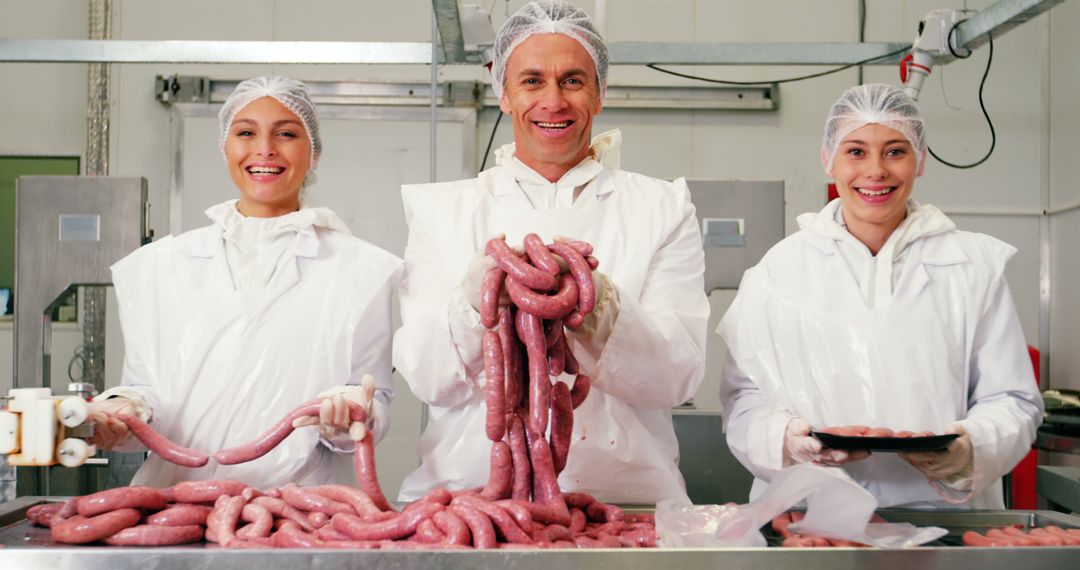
[{"left": 2, "top": 0, "right": 1078, "bottom": 486}]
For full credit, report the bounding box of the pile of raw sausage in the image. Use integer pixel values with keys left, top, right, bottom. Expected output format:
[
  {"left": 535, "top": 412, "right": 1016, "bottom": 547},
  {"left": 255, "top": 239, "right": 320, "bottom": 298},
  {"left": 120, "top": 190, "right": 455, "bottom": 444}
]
[
  {"left": 818, "top": 426, "right": 936, "bottom": 438},
  {"left": 26, "top": 235, "right": 658, "bottom": 549},
  {"left": 771, "top": 511, "right": 884, "bottom": 548},
  {"left": 962, "top": 526, "right": 1080, "bottom": 547}
]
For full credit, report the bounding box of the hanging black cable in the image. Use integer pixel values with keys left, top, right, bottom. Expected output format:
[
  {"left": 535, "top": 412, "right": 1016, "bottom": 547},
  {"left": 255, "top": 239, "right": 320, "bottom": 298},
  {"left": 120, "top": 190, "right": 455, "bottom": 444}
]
[
  {"left": 479, "top": 111, "right": 504, "bottom": 172},
  {"left": 928, "top": 32, "right": 994, "bottom": 169},
  {"left": 645, "top": 45, "right": 909, "bottom": 86}
]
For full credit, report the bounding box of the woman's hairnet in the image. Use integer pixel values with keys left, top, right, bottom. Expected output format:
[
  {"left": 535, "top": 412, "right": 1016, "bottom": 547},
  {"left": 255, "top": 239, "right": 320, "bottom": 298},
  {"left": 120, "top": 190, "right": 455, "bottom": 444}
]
[
  {"left": 491, "top": 1, "right": 609, "bottom": 101},
  {"left": 219, "top": 76, "right": 322, "bottom": 188},
  {"left": 821, "top": 83, "right": 927, "bottom": 175}
]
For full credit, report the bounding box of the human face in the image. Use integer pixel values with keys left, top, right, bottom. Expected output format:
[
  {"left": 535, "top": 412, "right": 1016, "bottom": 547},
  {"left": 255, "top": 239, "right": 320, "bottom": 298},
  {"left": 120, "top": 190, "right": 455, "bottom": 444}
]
[
  {"left": 225, "top": 96, "right": 311, "bottom": 217},
  {"left": 829, "top": 123, "right": 918, "bottom": 240},
  {"left": 499, "top": 33, "right": 602, "bottom": 182}
]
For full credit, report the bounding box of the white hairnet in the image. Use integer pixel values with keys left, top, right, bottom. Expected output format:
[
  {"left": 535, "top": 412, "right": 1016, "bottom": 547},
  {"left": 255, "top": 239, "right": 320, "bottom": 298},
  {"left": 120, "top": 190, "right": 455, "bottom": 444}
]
[
  {"left": 219, "top": 76, "right": 322, "bottom": 188},
  {"left": 821, "top": 83, "right": 927, "bottom": 175},
  {"left": 491, "top": 1, "right": 608, "bottom": 101}
]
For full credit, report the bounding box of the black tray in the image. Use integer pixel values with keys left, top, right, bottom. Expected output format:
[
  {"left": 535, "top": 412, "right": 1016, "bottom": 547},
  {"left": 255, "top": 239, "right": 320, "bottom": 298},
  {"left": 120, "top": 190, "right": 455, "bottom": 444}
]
[{"left": 811, "top": 431, "right": 959, "bottom": 452}]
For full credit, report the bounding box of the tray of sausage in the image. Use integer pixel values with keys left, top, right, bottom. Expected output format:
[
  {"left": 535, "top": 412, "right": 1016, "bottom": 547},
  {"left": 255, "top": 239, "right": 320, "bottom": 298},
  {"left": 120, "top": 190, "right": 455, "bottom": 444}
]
[{"left": 812, "top": 426, "right": 958, "bottom": 452}]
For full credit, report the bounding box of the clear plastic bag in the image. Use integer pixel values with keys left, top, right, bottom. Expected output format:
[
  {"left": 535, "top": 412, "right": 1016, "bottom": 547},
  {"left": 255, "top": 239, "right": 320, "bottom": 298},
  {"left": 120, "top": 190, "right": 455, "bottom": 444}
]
[{"left": 656, "top": 464, "right": 946, "bottom": 548}]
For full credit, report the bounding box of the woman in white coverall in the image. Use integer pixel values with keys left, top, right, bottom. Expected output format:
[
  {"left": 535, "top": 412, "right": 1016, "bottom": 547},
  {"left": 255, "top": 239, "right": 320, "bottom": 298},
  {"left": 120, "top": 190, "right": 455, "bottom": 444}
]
[
  {"left": 393, "top": 1, "right": 708, "bottom": 504},
  {"left": 86, "top": 76, "right": 403, "bottom": 489},
  {"left": 718, "top": 83, "right": 1042, "bottom": 508}
]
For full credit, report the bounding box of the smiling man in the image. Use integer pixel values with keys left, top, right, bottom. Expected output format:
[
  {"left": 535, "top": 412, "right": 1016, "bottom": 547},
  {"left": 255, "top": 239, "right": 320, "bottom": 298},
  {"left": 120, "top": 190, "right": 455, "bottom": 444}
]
[{"left": 393, "top": 1, "right": 709, "bottom": 505}]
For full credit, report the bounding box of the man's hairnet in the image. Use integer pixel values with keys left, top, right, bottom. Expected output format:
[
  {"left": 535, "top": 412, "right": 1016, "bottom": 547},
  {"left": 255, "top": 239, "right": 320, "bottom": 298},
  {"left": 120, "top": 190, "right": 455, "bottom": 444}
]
[
  {"left": 219, "top": 76, "right": 322, "bottom": 188},
  {"left": 491, "top": 1, "right": 609, "bottom": 101},
  {"left": 821, "top": 83, "right": 927, "bottom": 175}
]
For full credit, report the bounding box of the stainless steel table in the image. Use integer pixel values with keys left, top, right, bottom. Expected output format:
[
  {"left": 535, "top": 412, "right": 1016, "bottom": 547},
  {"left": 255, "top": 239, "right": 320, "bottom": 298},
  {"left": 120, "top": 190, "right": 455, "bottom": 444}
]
[{"left": 3, "top": 497, "right": 1080, "bottom": 569}]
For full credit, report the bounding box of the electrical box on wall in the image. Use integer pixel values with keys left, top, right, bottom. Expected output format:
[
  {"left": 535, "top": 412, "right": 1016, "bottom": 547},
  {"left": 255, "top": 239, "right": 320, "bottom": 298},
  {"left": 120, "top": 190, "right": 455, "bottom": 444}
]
[{"left": 686, "top": 179, "right": 785, "bottom": 293}]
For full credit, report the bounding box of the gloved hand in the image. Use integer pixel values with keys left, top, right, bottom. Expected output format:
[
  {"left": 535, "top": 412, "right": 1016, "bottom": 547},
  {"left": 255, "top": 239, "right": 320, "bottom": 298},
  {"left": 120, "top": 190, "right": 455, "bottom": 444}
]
[
  {"left": 293, "top": 375, "right": 376, "bottom": 442},
  {"left": 783, "top": 418, "right": 871, "bottom": 467},
  {"left": 87, "top": 397, "right": 138, "bottom": 450},
  {"left": 570, "top": 271, "right": 618, "bottom": 337},
  {"left": 899, "top": 425, "right": 973, "bottom": 481}
]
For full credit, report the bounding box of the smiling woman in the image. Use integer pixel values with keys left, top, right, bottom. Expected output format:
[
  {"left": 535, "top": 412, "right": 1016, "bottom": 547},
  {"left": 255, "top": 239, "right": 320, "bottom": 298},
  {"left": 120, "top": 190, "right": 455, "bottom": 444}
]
[
  {"left": 717, "top": 83, "right": 1043, "bottom": 511},
  {"left": 84, "top": 76, "right": 404, "bottom": 490}
]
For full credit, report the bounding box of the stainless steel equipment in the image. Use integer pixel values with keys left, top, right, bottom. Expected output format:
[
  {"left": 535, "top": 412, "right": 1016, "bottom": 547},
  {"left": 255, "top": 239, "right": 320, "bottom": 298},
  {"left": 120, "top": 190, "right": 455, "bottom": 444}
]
[
  {"left": 673, "top": 410, "right": 752, "bottom": 505},
  {"left": 8, "top": 176, "right": 150, "bottom": 499},
  {"left": 2, "top": 498, "right": 1079, "bottom": 569},
  {"left": 686, "top": 179, "right": 785, "bottom": 293},
  {"left": 1037, "top": 465, "right": 1080, "bottom": 513}
]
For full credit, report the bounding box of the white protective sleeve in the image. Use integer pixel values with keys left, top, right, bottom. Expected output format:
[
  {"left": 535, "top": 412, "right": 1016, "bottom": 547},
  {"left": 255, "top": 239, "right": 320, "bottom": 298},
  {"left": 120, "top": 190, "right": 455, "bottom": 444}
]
[
  {"left": 320, "top": 273, "right": 399, "bottom": 452},
  {"left": 564, "top": 186, "right": 708, "bottom": 409},
  {"left": 393, "top": 221, "right": 484, "bottom": 409},
  {"left": 719, "top": 346, "right": 795, "bottom": 482},
  {"left": 936, "top": 277, "right": 1043, "bottom": 502}
]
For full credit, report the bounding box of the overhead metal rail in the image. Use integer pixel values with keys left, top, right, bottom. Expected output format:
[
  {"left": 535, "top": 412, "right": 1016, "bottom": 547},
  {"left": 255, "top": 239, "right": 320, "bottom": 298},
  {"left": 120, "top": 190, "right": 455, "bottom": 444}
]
[
  {"left": 0, "top": 0, "right": 1065, "bottom": 66},
  {"left": 156, "top": 75, "right": 778, "bottom": 112}
]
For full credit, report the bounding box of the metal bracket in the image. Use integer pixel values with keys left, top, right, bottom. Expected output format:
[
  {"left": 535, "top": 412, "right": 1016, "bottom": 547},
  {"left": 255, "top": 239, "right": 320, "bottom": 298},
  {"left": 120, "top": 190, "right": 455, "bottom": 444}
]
[{"left": 155, "top": 75, "right": 210, "bottom": 106}]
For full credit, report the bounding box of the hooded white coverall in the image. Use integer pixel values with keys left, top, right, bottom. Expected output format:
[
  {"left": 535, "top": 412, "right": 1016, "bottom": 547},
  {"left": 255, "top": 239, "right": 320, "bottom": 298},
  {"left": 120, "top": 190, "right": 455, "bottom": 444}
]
[
  {"left": 394, "top": 131, "right": 709, "bottom": 504},
  {"left": 718, "top": 199, "right": 1043, "bottom": 508},
  {"left": 100, "top": 200, "right": 403, "bottom": 489}
]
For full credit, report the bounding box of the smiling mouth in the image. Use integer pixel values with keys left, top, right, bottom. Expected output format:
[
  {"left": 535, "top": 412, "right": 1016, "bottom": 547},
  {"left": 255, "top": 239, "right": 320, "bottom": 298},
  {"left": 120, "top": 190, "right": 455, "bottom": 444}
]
[
  {"left": 856, "top": 186, "right": 895, "bottom": 197},
  {"left": 247, "top": 166, "right": 284, "bottom": 175},
  {"left": 533, "top": 120, "right": 573, "bottom": 130}
]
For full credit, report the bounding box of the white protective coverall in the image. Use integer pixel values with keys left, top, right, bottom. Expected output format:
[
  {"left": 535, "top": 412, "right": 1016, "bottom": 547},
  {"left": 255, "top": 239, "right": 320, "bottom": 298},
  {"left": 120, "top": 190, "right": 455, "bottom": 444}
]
[
  {"left": 718, "top": 199, "right": 1043, "bottom": 508},
  {"left": 100, "top": 200, "right": 403, "bottom": 489},
  {"left": 394, "top": 130, "right": 709, "bottom": 504}
]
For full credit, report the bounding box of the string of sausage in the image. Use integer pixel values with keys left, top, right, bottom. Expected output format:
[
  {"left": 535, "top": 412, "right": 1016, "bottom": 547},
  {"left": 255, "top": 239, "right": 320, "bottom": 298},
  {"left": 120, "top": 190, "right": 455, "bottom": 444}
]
[{"left": 30, "top": 235, "right": 657, "bottom": 549}]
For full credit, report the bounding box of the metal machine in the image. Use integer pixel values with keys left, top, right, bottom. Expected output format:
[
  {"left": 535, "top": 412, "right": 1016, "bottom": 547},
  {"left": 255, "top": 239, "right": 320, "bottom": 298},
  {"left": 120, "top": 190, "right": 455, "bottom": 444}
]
[{"left": 1, "top": 176, "right": 150, "bottom": 501}]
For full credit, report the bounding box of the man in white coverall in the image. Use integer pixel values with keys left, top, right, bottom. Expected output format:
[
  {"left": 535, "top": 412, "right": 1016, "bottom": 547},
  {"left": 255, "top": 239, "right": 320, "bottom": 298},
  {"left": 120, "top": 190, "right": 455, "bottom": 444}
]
[
  {"left": 394, "top": 1, "right": 708, "bottom": 504},
  {"left": 718, "top": 83, "right": 1043, "bottom": 508}
]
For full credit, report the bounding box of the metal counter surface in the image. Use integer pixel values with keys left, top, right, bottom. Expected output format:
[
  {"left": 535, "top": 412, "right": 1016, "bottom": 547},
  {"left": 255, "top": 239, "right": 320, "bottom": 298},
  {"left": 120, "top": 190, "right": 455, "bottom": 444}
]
[{"left": 4, "top": 497, "right": 1080, "bottom": 569}]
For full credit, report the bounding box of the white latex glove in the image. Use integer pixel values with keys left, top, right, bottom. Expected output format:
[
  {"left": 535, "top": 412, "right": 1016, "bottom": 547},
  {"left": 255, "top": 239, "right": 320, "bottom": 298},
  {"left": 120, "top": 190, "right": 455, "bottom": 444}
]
[
  {"left": 87, "top": 397, "right": 138, "bottom": 450},
  {"left": 571, "top": 271, "right": 618, "bottom": 338},
  {"left": 292, "top": 375, "right": 376, "bottom": 441},
  {"left": 899, "top": 425, "right": 973, "bottom": 481},
  {"left": 784, "top": 418, "right": 871, "bottom": 467}
]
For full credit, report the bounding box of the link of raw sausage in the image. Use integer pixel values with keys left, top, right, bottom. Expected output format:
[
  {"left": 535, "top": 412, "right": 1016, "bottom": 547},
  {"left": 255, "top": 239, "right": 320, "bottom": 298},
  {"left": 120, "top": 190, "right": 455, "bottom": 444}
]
[
  {"left": 505, "top": 274, "right": 578, "bottom": 320},
  {"left": 237, "top": 503, "right": 274, "bottom": 538},
  {"left": 569, "top": 375, "right": 591, "bottom": 409},
  {"left": 114, "top": 414, "right": 210, "bottom": 467},
  {"left": 452, "top": 495, "right": 532, "bottom": 544},
  {"left": 483, "top": 331, "right": 507, "bottom": 441},
  {"left": 517, "top": 310, "right": 552, "bottom": 436},
  {"left": 498, "top": 307, "right": 523, "bottom": 413},
  {"left": 214, "top": 399, "right": 367, "bottom": 465},
  {"left": 480, "top": 267, "right": 507, "bottom": 329},
  {"left": 449, "top": 504, "right": 497, "bottom": 549},
  {"left": 527, "top": 437, "right": 570, "bottom": 522},
  {"left": 309, "top": 484, "right": 383, "bottom": 518},
  {"left": 481, "top": 441, "right": 513, "bottom": 501},
  {"left": 432, "top": 510, "right": 472, "bottom": 546},
  {"left": 486, "top": 236, "right": 557, "bottom": 291},
  {"left": 331, "top": 502, "right": 442, "bottom": 541},
  {"left": 523, "top": 233, "right": 561, "bottom": 276},
  {"left": 51, "top": 507, "right": 142, "bottom": 544},
  {"left": 547, "top": 242, "right": 595, "bottom": 315},
  {"left": 251, "top": 496, "right": 316, "bottom": 532},
  {"left": 280, "top": 483, "right": 354, "bottom": 516},
  {"left": 76, "top": 485, "right": 167, "bottom": 517},
  {"left": 146, "top": 504, "right": 212, "bottom": 527},
  {"left": 353, "top": 431, "right": 393, "bottom": 512},
  {"left": 549, "top": 382, "right": 574, "bottom": 475},
  {"left": 507, "top": 414, "right": 533, "bottom": 501},
  {"left": 207, "top": 495, "right": 246, "bottom": 547},
  {"left": 170, "top": 479, "right": 250, "bottom": 504},
  {"left": 103, "top": 524, "right": 205, "bottom": 546}
]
